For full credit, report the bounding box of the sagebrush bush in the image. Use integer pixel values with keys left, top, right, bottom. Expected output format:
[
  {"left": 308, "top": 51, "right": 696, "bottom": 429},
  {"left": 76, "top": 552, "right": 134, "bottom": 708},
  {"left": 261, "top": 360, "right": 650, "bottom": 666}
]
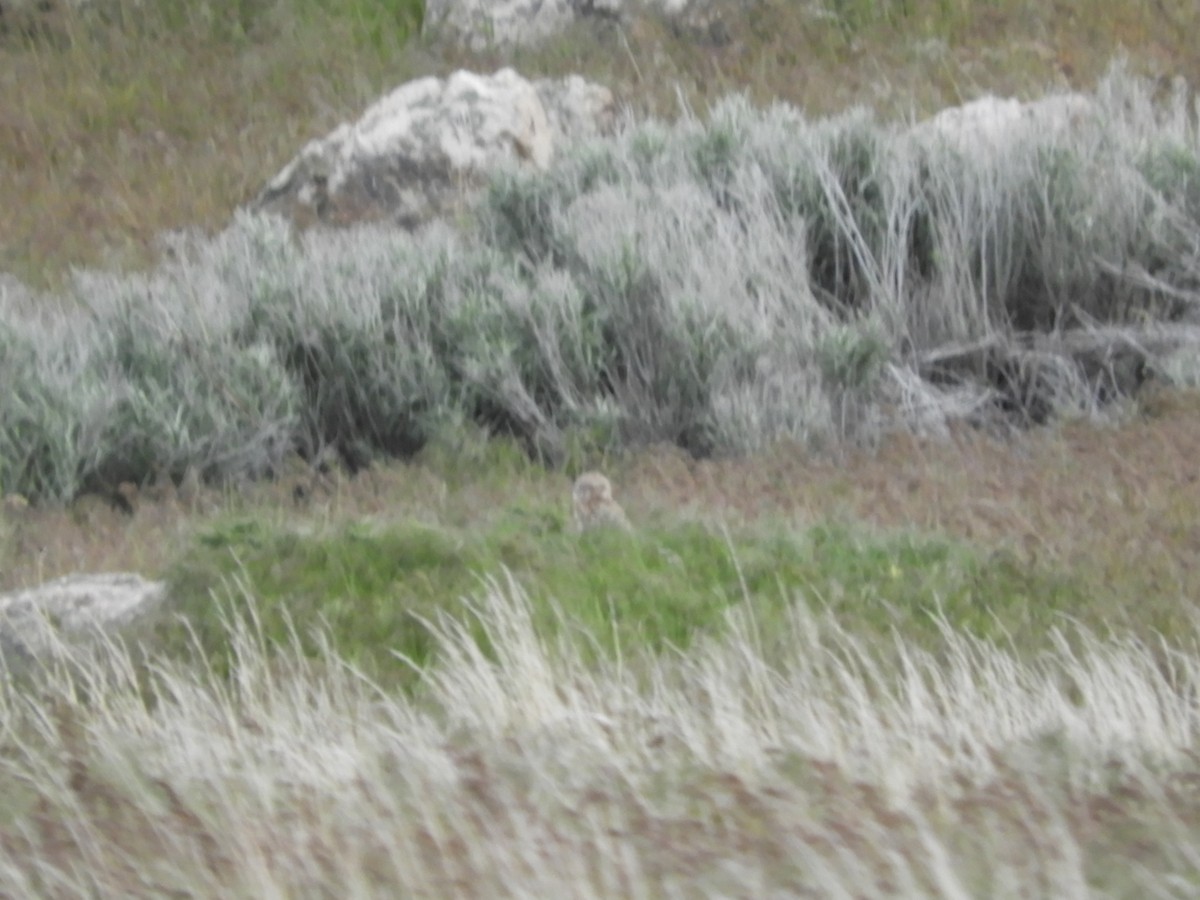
[
  {"left": 3, "top": 64, "right": 1200, "bottom": 499},
  {"left": 0, "top": 310, "right": 113, "bottom": 501}
]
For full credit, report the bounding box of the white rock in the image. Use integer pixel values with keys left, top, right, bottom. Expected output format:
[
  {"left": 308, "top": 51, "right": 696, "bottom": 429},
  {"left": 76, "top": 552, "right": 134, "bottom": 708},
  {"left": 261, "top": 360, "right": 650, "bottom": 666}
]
[
  {"left": 255, "top": 68, "right": 614, "bottom": 229},
  {"left": 447, "top": 0, "right": 574, "bottom": 49},
  {"left": 425, "top": 0, "right": 592, "bottom": 50},
  {"left": 427, "top": 0, "right": 739, "bottom": 50},
  {"left": 423, "top": 0, "right": 705, "bottom": 49},
  {"left": 0, "top": 573, "right": 166, "bottom": 674}
]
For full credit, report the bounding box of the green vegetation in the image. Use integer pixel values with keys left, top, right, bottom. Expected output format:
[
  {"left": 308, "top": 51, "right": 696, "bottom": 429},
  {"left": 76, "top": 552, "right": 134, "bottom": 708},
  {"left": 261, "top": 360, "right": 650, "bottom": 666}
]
[{"left": 156, "top": 509, "right": 1105, "bottom": 689}]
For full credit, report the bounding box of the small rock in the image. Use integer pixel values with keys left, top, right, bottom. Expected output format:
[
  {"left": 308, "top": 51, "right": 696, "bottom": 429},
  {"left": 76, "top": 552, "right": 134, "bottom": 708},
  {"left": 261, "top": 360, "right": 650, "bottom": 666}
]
[
  {"left": 424, "top": 0, "right": 698, "bottom": 49},
  {"left": 0, "top": 573, "right": 167, "bottom": 678}
]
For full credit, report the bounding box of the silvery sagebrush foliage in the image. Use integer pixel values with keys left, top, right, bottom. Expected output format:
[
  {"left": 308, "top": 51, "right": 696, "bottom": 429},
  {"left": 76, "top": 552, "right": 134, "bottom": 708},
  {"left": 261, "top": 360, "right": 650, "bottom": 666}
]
[{"left": 4, "top": 62, "right": 1200, "bottom": 498}]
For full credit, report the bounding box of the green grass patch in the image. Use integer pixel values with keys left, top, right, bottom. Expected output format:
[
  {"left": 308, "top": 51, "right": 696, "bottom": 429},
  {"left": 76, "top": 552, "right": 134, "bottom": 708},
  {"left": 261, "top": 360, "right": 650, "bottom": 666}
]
[{"left": 156, "top": 508, "right": 1101, "bottom": 690}]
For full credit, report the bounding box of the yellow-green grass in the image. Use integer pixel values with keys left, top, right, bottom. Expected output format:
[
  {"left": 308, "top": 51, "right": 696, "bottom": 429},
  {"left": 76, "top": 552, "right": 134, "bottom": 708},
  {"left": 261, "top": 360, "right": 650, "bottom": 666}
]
[
  {"left": 153, "top": 512, "right": 1091, "bottom": 690},
  {"left": 4, "top": 0, "right": 1200, "bottom": 285},
  {"left": 0, "top": 0, "right": 424, "bottom": 286}
]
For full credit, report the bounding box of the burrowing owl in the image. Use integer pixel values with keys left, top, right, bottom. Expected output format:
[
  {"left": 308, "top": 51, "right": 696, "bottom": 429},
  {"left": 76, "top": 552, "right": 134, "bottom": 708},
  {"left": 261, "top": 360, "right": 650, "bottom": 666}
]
[{"left": 571, "top": 471, "right": 632, "bottom": 534}]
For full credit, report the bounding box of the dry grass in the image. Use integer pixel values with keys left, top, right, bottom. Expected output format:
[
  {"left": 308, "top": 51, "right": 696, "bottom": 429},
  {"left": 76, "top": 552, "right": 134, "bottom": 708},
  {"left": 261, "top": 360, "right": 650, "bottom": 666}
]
[
  {"left": 623, "top": 390, "right": 1200, "bottom": 618},
  {"left": 443, "top": 0, "right": 1200, "bottom": 119},
  {"left": 2, "top": 577, "right": 1200, "bottom": 895},
  {"left": 0, "top": 0, "right": 426, "bottom": 286}
]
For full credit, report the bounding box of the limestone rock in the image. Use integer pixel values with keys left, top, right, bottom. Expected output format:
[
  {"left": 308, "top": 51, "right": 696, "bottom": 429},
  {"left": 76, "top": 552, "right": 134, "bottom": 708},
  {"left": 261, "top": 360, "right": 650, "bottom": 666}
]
[
  {"left": 254, "top": 68, "right": 615, "bottom": 230},
  {"left": 424, "top": 0, "right": 607, "bottom": 50},
  {"left": 426, "top": 0, "right": 745, "bottom": 50},
  {"left": 0, "top": 573, "right": 166, "bottom": 677},
  {"left": 424, "top": 0, "right": 575, "bottom": 49}
]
